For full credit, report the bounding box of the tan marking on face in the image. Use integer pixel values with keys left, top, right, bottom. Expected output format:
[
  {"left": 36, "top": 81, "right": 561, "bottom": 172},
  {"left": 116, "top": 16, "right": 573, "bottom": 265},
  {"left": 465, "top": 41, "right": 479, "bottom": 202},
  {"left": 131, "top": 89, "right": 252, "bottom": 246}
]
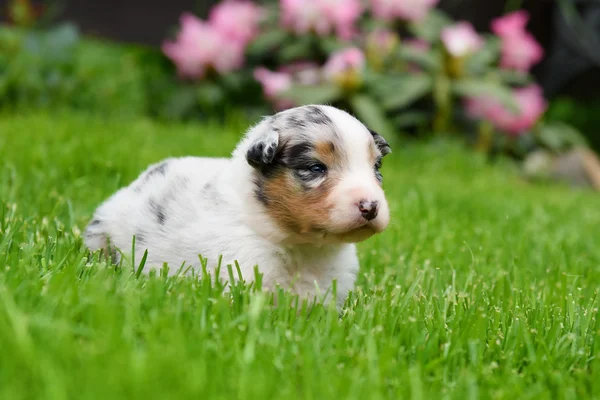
[
  {"left": 315, "top": 140, "right": 349, "bottom": 171},
  {"left": 314, "top": 141, "right": 335, "bottom": 168},
  {"left": 262, "top": 169, "right": 333, "bottom": 234}
]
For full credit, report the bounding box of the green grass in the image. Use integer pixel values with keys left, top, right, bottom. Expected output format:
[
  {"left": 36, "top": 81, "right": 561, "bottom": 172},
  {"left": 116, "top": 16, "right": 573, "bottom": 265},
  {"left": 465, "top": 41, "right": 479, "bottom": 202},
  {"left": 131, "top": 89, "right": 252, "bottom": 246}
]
[{"left": 1, "top": 112, "right": 599, "bottom": 400}]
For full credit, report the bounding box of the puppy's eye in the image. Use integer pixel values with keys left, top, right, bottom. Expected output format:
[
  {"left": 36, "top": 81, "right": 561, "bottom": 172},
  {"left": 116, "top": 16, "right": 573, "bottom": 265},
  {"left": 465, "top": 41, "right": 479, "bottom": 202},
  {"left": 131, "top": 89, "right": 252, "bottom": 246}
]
[{"left": 308, "top": 163, "right": 327, "bottom": 174}]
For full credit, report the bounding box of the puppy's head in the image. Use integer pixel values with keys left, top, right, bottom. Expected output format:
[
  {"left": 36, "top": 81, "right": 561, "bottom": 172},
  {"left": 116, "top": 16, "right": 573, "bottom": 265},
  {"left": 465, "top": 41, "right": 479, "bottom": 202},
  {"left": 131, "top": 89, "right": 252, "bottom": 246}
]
[{"left": 242, "top": 105, "right": 391, "bottom": 244}]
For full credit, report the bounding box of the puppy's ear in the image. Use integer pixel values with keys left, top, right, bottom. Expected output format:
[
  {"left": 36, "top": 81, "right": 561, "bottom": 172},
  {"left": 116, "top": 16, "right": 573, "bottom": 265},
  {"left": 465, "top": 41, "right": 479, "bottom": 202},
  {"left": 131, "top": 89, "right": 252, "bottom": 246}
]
[
  {"left": 369, "top": 129, "right": 391, "bottom": 156},
  {"left": 246, "top": 129, "right": 280, "bottom": 168}
]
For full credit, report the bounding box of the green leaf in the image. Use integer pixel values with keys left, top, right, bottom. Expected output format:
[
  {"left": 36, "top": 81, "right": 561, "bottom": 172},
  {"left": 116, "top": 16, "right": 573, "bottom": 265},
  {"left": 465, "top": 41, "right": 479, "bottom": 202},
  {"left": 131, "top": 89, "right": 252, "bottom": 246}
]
[
  {"left": 219, "top": 71, "right": 248, "bottom": 92},
  {"left": 393, "top": 111, "right": 431, "bottom": 128},
  {"left": 247, "top": 30, "right": 288, "bottom": 55},
  {"left": 349, "top": 94, "right": 393, "bottom": 137},
  {"left": 451, "top": 79, "right": 518, "bottom": 113},
  {"left": 319, "top": 37, "right": 346, "bottom": 54},
  {"left": 493, "top": 69, "right": 533, "bottom": 85},
  {"left": 283, "top": 84, "right": 342, "bottom": 105},
  {"left": 24, "top": 23, "right": 79, "bottom": 63},
  {"left": 408, "top": 9, "right": 453, "bottom": 42},
  {"left": 375, "top": 74, "right": 433, "bottom": 110},
  {"left": 537, "top": 121, "right": 588, "bottom": 151},
  {"left": 465, "top": 36, "right": 500, "bottom": 73},
  {"left": 279, "top": 37, "right": 315, "bottom": 63},
  {"left": 197, "top": 82, "right": 225, "bottom": 107},
  {"left": 44, "top": 23, "right": 79, "bottom": 50},
  {"left": 0, "top": 25, "right": 24, "bottom": 53},
  {"left": 161, "top": 86, "right": 198, "bottom": 120},
  {"left": 397, "top": 46, "right": 441, "bottom": 72}
]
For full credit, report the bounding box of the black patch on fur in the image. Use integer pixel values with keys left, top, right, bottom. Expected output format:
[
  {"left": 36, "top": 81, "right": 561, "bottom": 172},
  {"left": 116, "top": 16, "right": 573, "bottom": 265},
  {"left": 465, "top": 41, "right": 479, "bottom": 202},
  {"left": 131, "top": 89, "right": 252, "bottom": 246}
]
[
  {"left": 264, "top": 142, "right": 277, "bottom": 163},
  {"left": 304, "top": 106, "right": 332, "bottom": 125},
  {"left": 247, "top": 139, "right": 278, "bottom": 168},
  {"left": 374, "top": 155, "right": 384, "bottom": 183},
  {"left": 150, "top": 175, "right": 189, "bottom": 223},
  {"left": 85, "top": 230, "right": 101, "bottom": 241},
  {"left": 248, "top": 135, "right": 287, "bottom": 179},
  {"left": 149, "top": 198, "right": 166, "bottom": 225},
  {"left": 147, "top": 161, "right": 169, "bottom": 178},
  {"left": 369, "top": 129, "right": 391, "bottom": 156},
  {"left": 134, "top": 160, "right": 170, "bottom": 192},
  {"left": 85, "top": 219, "right": 103, "bottom": 241},
  {"left": 246, "top": 142, "right": 265, "bottom": 167},
  {"left": 260, "top": 161, "right": 284, "bottom": 179},
  {"left": 135, "top": 232, "right": 145, "bottom": 244},
  {"left": 375, "top": 169, "right": 383, "bottom": 184},
  {"left": 375, "top": 156, "right": 382, "bottom": 170},
  {"left": 283, "top": 142, "right": 314, "bottom": 169},
  {"left": 286, "top": 115, "right": 307, "bottom": 130},
  {"left": 250, "top": 140, "right": 289, "bottom": 205}
]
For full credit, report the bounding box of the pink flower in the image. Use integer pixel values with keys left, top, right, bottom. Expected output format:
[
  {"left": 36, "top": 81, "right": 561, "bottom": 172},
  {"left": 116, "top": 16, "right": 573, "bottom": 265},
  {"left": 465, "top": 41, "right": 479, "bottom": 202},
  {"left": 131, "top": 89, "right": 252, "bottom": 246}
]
[
  {"left": 366, "top": 29, "right": 399, "bottom": 55},
  {"left": 466, "top": 84, "right": 547, "bottom": 135},
  {"left": 403, "top": 38, "right": 430, "bottom": 73},
  {"left": 320, "top": 0, "right": 363, "bottom": 39},
  {"left": 498, "top": 31, "right": 544, "bottom": 72},
  {"left": 254, "top": 67, "right": 294, "bottom": 110},
  {"left": 280, "top": 0, "right": 321, "bottom": 35},
  {"left": 403, "top": 38, "right": 431, "bottom": 52},
  {"left": 323, "top": 47, "right": 365, "bottom": 80},
  {"left": 279, "top": 62, "right": 322, "bottom": 85},
  {"left": 162, "top": 13, "right": 244, "bottom": 79},
  {"left": 280, "top": 0, "right": 362, "bottom": 40},
  {"left": 370, "top": 0, "right": 439, "bottom": 22},
  {"left": 491, "top": 10, "right": 528, "bottom": 37},
  {"left": 441, "top": 22, "right": 483, "bottom": 57},
  {"left": 209, "top": 0, "right": 264, "bottom": 46},
  {"left": 365, "top": 29, "right": 400, "bottom": 71},
  {"left": 323, "top": 47, "right": 365, "bottom": 90},
  {"left": 491, "top": 11, "right": 544, "bottom": 72}
]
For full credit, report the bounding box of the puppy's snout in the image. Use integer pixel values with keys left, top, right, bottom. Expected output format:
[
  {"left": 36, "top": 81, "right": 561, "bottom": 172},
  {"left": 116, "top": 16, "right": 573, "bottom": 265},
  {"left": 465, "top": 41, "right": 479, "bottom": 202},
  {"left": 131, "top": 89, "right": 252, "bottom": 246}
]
[{"left": 358, "top": 200, "right": 378, "bottom": 221}]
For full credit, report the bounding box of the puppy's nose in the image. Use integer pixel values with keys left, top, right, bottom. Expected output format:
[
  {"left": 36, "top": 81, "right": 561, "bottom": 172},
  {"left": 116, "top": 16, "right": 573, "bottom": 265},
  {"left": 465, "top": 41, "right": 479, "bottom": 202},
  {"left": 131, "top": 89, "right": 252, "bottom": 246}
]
[{"left": 358, "top": 200, "right": 378, "bottom": 221}]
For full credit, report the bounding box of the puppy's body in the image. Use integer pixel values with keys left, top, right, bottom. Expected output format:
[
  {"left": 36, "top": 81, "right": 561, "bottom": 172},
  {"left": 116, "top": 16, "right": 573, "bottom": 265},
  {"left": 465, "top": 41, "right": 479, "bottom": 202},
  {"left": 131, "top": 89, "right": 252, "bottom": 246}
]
[{"left": 86, "top": 105, "right": 390, "bottom": 307}]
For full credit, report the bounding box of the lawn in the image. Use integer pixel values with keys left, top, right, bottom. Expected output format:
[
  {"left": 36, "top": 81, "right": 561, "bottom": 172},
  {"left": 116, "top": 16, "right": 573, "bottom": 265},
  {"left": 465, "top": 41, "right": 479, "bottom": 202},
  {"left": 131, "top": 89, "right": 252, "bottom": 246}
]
[{"left": 0, "top": 112, "right": 599, "bottom": 400}]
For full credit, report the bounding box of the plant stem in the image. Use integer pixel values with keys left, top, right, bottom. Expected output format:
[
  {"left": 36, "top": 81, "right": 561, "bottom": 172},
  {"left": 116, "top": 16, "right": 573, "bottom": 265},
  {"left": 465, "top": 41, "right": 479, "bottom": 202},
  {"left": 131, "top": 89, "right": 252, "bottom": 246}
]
[
  {"left": 433, "top": 74, "right": 452, "bottom": 133},
  {"left": 475, "top": 122, "right": 494, "bottom": 153}
]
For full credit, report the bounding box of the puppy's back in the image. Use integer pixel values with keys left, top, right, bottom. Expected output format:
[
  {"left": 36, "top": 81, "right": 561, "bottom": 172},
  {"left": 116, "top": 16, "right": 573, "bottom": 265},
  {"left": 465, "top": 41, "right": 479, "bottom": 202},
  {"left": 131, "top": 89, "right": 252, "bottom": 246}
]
[{"left": 84, "top": 156, "right": 230, "bottom": 260}]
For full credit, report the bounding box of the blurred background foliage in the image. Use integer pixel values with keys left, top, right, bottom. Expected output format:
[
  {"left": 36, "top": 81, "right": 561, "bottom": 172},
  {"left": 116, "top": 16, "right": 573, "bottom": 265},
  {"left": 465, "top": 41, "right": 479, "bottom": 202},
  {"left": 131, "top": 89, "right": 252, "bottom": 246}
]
[{"left": 0, "top": 0, "right": 599, "bottom": 159}]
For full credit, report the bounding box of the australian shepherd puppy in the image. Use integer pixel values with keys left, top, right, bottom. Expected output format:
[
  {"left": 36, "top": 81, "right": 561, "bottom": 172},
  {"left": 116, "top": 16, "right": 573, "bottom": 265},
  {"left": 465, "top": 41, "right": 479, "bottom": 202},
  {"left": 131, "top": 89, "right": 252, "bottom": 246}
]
[{"left": 85, "top": 105, "right": 391, "bottom": 308}]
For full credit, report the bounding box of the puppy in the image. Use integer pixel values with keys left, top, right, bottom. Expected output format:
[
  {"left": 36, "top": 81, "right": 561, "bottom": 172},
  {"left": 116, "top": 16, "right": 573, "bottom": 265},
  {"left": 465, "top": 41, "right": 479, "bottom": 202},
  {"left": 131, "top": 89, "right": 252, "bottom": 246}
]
[{"left": 85, "top": 105, "right": 391, "bottom": 308}]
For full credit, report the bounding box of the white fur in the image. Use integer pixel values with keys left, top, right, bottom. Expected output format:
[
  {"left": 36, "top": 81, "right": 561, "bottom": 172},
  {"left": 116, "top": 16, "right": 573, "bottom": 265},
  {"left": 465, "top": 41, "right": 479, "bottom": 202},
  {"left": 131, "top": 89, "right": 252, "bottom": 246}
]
[{"left": 85, "top": 105, "right": 390, "bottom": 308}]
